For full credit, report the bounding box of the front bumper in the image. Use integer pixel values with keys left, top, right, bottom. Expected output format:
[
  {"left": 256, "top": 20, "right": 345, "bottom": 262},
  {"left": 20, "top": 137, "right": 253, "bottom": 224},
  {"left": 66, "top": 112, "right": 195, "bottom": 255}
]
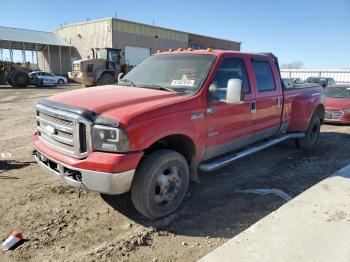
[{"left": 34, "top": 149, "right": 135, "bottom": 195}]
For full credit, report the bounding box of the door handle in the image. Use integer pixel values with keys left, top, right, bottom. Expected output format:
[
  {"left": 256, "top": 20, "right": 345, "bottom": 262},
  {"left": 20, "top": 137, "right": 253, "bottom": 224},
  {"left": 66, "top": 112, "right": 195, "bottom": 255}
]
[
  {"left": 207, "top": 108, "right": 215, "bottom": 116},
  {"left": 251, "top": 101, "right": 256, "bottom": 114},
  {"left": 276, "top": 97, "right": 282, "bottom": 107}
]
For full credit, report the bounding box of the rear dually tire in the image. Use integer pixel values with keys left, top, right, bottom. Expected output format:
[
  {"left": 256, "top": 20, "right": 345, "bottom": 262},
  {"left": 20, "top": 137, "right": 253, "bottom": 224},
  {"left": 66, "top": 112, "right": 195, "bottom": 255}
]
[{"left": 298, "top": 115, "right": 321, "bottom": 150}]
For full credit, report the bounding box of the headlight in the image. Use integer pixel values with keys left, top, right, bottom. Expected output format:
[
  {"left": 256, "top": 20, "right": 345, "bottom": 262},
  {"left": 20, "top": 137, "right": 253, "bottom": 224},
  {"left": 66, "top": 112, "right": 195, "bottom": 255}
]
[{"left": 92, "top": 125, "right": 130, "bottom": 152}]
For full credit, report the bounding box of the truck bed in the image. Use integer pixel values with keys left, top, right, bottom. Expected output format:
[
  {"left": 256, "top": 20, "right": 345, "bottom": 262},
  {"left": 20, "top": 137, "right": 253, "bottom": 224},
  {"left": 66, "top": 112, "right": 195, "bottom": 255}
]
[{"left": 283, "top": 84, "right": 324, "bottom": 132}]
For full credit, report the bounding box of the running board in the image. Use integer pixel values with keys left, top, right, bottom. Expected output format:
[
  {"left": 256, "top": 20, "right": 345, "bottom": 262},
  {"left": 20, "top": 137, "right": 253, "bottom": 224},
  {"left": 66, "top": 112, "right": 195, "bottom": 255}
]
[{"left": 198, "top": 133, "right": 305, "bottom": 172}]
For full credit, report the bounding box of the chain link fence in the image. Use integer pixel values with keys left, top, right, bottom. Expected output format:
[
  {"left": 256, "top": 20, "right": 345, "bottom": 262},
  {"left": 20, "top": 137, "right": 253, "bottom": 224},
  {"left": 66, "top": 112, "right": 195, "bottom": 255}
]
[{"left": 281, "top": 69, "right": 350, "bottom": 84}]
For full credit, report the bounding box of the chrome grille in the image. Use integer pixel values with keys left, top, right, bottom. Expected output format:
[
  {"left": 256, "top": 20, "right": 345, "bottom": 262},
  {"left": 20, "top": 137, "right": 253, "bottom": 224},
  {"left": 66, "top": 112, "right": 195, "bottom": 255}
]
[
  {"left": 325, "top": 109, "right": 343, "bottom": 119},
  {"left": 36, "top": 104, "right": 91, "bottom": 158}
]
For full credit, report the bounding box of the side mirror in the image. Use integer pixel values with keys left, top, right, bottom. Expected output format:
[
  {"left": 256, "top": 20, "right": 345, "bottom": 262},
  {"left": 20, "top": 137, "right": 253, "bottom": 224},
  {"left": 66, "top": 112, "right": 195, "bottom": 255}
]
[
  {"left": 226, "top": 78, "right": 244, "bottom": 104},
  {"left": 117, "top": 72, "right": 124, "bottom": 83}
]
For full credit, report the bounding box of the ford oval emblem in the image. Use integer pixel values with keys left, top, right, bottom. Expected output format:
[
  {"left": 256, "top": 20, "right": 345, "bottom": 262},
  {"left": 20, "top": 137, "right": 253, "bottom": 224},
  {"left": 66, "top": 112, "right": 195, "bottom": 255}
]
[{"left": 45, "top": 125, "right": 55, "bottom": 135}]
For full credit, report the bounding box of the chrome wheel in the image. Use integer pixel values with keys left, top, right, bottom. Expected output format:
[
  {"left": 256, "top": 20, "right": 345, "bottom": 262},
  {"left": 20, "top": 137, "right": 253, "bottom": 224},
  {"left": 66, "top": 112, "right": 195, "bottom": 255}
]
[
  {"left": 154, "top": 166, "right": 182, "bottom": 205},
  {"left": 131, "top": 149, "right": 189, "bottom": 219}
]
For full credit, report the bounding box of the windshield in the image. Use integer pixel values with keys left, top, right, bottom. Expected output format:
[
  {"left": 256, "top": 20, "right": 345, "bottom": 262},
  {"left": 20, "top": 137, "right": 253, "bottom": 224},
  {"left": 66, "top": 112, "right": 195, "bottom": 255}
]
[
  {"left": 120, "top": 54, "right": 216, "bottom": 94},
  {"left": 96, "top": 49, "right": 107, "bottom": 59},
  {"left": 324, "top": 86, "right": 350, "bottom": 98}
]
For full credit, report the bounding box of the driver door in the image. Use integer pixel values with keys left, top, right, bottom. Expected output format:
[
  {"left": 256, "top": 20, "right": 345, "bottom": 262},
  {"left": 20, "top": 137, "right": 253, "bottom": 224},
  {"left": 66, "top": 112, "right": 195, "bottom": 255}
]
[{"left": 204, "top": 56, "right": 255, "bottom": 160}]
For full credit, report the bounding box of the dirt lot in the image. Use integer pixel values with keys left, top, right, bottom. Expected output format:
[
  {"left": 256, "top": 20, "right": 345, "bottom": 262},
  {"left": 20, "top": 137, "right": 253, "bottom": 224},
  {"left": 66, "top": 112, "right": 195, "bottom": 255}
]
[{"left": 1, "top": 84, "right": 350, "bottom": 262}]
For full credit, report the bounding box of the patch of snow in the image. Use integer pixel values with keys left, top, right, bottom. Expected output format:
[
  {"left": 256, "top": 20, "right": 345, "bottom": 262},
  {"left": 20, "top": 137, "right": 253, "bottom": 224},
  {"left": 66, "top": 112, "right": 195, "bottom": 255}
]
[{"left": 236, "top": 188, "right": 293, "bottom": 202}]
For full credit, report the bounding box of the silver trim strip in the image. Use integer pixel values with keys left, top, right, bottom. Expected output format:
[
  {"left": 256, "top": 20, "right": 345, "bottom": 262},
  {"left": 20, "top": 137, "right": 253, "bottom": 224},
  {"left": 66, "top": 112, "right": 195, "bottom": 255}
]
[
  {"left": 38, "top": 126, "right": 74, "bottom": 145},
  {"left": 36, "top": 115, "right": 73, "bottom": 133},
  {"left": 38, "top": 135, "right": 75, "bottom": 155},
  {"left": 199, "top": 132, "right": 305, "bottom": 172}
]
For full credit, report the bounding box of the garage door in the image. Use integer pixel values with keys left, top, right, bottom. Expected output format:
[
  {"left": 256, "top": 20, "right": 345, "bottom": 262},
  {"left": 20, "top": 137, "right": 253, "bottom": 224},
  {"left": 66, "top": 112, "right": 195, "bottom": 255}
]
[{"left": 124, "top": 46, "right": 151, "bottom": 66}]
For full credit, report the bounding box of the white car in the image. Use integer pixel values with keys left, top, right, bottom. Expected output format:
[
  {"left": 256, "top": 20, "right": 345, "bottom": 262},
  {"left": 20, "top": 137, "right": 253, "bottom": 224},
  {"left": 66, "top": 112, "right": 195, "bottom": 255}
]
[{"left": 29, "top": 71, "right": 68, "bottom": 86}]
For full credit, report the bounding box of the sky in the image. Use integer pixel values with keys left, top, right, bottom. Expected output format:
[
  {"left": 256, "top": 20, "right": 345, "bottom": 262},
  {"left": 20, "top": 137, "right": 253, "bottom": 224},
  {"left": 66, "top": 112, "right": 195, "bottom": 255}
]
[{"left": 0, "top": 0, "right": 349, "bottom": 68}]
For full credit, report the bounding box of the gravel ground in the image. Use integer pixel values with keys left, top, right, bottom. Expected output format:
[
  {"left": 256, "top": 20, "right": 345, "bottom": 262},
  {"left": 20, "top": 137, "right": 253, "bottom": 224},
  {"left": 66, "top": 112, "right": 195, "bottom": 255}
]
[{"left": 1, "top": 84, "right": 350, "bottom": 262}]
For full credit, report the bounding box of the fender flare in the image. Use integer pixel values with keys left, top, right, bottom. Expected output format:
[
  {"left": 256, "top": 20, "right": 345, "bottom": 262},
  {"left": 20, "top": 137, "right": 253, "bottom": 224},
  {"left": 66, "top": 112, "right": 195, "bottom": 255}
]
[{"left": 288, "top": 91, "right": 325, "bottom": 132}]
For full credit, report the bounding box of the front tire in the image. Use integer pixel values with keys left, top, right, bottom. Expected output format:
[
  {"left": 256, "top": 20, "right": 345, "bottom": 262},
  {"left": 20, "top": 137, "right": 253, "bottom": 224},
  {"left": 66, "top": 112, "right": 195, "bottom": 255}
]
[
  {"left": 11, "top": 70, "right": 29, "bottom": 87},
  {"left": 57, "top": 79, "right": 64, "bottom": 85},
  {"left": 298, "top": 115, "right": 321, "bottom": 150},
  {"left": 131, "top": 149, "right": 189, "bottom": 219}
]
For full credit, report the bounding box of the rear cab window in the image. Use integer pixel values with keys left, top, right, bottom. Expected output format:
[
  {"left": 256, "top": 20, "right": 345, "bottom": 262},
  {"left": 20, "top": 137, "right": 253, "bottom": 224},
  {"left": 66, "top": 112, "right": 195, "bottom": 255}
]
[{"left": 252, "top": 59, "right": 276, "bottom": 92}]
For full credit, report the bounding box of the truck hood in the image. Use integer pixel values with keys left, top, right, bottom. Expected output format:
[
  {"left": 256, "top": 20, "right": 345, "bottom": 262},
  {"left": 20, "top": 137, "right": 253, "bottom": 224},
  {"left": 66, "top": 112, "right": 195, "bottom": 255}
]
[
  {"left": 325, "top": 97, "right": 350, "bottom": 110},
  {"left": 47, "top": 85, "right": 187, "bottom": 124}
]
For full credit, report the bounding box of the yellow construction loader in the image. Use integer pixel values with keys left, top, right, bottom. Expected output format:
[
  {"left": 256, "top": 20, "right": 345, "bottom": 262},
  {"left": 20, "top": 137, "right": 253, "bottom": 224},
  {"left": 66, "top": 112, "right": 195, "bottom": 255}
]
[
  {"left": 69, "top": 48, "right": 131, "bottom": 87},
  {"left": 0, "top": 61, "right": 31, "bottom": 87}
]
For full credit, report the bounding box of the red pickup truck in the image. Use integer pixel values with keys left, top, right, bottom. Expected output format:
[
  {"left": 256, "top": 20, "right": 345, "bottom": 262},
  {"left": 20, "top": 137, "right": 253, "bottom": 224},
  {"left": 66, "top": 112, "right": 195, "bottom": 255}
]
[{"left": 33, "top": 49, "right": 325, "bottom": 219}]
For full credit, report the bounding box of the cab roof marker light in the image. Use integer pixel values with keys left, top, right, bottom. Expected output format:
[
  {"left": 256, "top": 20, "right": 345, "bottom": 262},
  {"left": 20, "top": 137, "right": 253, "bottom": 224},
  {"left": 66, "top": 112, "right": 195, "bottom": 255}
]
[
  {"left": 157, "top": 50, "right": 162, "bottom": 53},
  {"left": 206, "top": 48, "right": 213, "bottom": 52},
  {"left": 188, "top": 48, "right": 193, "bottom": 51},
  {"left": 168, "top": 49, "right": 174, "bottom": 52},
  {"left": 177, "top": 48, "right": 183, "bottom": 51}
]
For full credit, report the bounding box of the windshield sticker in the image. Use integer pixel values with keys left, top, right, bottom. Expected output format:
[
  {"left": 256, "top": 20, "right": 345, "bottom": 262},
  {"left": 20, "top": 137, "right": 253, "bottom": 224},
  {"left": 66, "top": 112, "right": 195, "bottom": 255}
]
[{"left": 171, "top": 79, "right": 195, "bottom": 87}]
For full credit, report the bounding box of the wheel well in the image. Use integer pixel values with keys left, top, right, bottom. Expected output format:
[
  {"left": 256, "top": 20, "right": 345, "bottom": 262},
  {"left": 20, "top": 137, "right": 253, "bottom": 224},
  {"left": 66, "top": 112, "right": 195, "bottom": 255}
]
[
  {"left": 144, "top": 135, "right": 196, "bottom": 164},
  {"left": 314, "top": 104, "right": 325, "bottom": 124},
  {"left": 100, "top": 71, "right": 114, "bottom": 77},
  {"left": 96, "top": 71, "right": 114, "bottom": 80}
]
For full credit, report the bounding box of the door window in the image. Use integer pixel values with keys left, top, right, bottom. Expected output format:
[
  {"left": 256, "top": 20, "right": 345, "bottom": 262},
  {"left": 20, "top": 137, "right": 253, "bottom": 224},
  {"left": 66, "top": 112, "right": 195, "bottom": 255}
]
[
  {"left": 252, "top": 60, "right": 276, "bottom": 92},
  {"left": 208, "top": 58, "right": 250, "bottom": 103},
  {"left": 108, "top": 50, "right": 121, "bottom": 64}
]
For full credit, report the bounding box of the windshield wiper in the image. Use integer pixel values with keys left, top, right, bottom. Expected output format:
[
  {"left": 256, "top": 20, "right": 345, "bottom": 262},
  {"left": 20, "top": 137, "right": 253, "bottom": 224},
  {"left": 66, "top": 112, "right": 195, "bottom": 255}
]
[
  {"left": 140, "top": 84, "right": 177, "bottom": 93},
  {"left": 118, "top": 78, "right": 136, "bottom": 87}
]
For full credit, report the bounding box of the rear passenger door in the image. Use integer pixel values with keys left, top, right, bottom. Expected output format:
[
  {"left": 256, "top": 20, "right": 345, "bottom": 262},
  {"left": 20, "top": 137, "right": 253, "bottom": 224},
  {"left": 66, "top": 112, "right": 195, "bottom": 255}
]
[{"left": 250, "top": 57, "right": 283, "bottom": 143}]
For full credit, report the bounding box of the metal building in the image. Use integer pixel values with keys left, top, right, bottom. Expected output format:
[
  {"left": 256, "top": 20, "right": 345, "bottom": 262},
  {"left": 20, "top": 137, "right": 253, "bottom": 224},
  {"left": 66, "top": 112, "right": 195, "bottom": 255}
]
[
  {"left": 54, "top": 17, "right": 241, "bottom": 72},
  {"left": 0, "top": 26, "right": 71, "bottom": 75}
]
